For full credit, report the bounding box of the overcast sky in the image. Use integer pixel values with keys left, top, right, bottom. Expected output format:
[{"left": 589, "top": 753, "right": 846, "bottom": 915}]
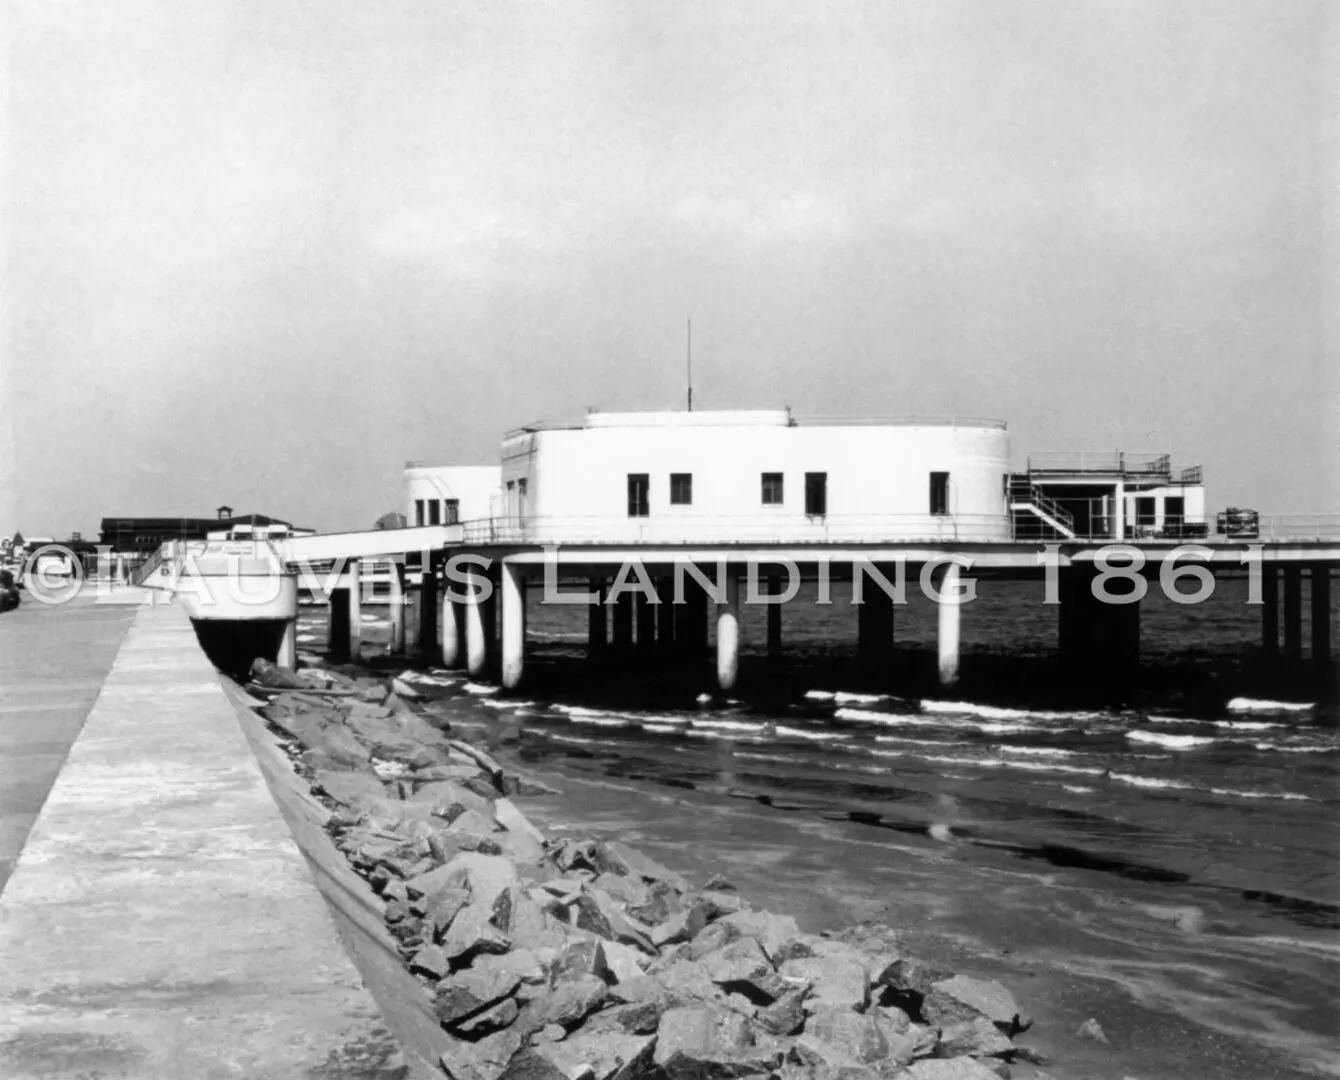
[{"left": 2, "top": 0, "right": 1335, "bottom": 536}]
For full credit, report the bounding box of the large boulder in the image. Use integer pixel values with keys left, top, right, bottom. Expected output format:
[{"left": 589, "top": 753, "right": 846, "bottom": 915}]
[
  {"left": 441, "top": 1027, "right": 525, "bottom": 1080},
  {"left": 923, "top": 976, "right": 1027, "bottom": 1035},
  {"left": 898, "top": 1059, "right": 1006, "bottom": 1080},
  {"left": 716, "top": 909, "right": 801, "bottom": 964},
  {"left": 436, "top": 966, "right": 524, "bottom": 1028},
  {"left": 779, "top": 948, "right": 870, "bottom": 1014},
  {"left": 697, "top": 937, "right": 788, "bottom": 1003},
  {"left": 937, "top": 1017, "right": 1014, "bottom": 1059},
  {"left": 652, "top": 1004, "right": 784, "bottom": 1079},
  {"left": 526, "top": 1032, "right": 656, "bottom": 1080}
]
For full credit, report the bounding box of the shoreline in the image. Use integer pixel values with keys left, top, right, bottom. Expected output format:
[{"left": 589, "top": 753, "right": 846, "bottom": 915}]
[
  {"left": 240, "top": 656, "right": 1064, "bottom": 1080},
  {"left": 246, "top": 644, "right": 1335, "bottom": 1079}
]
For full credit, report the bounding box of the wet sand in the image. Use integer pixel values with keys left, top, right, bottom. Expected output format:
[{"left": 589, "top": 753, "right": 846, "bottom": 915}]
[{"left": 480, "top": 727, "right": 1337, "bottom": 1080}]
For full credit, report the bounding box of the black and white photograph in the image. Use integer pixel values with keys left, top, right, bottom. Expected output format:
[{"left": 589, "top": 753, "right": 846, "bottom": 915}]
[{"left": 0, "top": 3, "right": 1336, "bottom": 1078}]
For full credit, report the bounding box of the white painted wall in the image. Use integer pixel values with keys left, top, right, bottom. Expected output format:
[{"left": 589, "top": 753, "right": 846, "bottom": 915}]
[
  {"left": 404, "top": 465, "right": 502, "bottom": 526},
  {"left": 500, "top": 411, "right": 1011, "bottom": 543}
]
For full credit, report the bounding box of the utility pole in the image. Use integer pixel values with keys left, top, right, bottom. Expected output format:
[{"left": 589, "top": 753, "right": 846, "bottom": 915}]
[{"left": 686, "top": 318, "right": 693, "bottom": 412}]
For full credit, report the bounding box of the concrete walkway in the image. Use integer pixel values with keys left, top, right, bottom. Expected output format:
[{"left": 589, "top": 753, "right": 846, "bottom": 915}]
[
  {"left": 0, "top": 598, "right": 407, "bottom": 1078},
  {"left": 0, "top": 587, "right": 145, "bottom": 892}
]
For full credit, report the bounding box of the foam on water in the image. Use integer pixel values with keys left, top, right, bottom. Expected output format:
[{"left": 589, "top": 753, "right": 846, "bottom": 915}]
[
  {"left": 1207, "top": 786, "right": 1316, "bottom": 802},
  {"left": 691, "top": 719, "right": 767, "bottom": 733},
  {"left": 804, "top": 690, "right": 836, "bottom": 701},
  {"left": 1213, "top": 720, "right": 1290, "bottom": 731},
  {"left": 920, "top": 699, "right": 1037, "bottom": 720},
  {"left": 547, "top": 732, "right": 605, "bottom": 748},
  {"left": 462, "top": 683, "right": 499, "bottom": 696},
  {"left": 1226, "top": 697, "right": 1315, "bottom": 714},
  {"left": 479, "top": 698, "right": 537, "bottom": 709},
  {"left": 874, "top": 734, "right": 973, "bottom": 749},
  {"left": 1255, "top": 743, "right": 1334, "bottom": 754},
  {"left": 1127, "top": 730, "right": 1217, "bottom": 750},
  {"left": 833, "top": 691, "right": 895, "bottom": 705},
  {"left": 919, "top": 699, "right": 1098, "bottom": 723},
  {"left": 643, "top": 722, "right": 685, "bottom": 734},
  {"left": 1000, "top": 745, "right": 1076, "bottom": 757},
  {"left": 775, "top": 725, "right": 852, "bottom": 742},
  {"left": 399, "top": 671, "right": 458, "bottom": 687},
  {"left": 1110, "top": 772, "right": 1196, "bottom": 791},
  {"left": 836, "top": 706, "right": 1036, "bottom": 735},
  {"left": 1062, "top": 784, "right": 1097, "bottom": 794}
]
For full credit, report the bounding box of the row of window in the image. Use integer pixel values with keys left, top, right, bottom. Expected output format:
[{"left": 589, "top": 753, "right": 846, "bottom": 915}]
[
  {"left": 414, "top": 499, "right": 460, "bottom": 526},
  {"left": 626, "top": 471, "right": 952, "bottom": 517}
]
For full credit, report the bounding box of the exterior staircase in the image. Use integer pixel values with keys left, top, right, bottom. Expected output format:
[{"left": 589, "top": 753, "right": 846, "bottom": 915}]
[{"left": 1008, "top": 475, "right": 1076, "bottom": 540}]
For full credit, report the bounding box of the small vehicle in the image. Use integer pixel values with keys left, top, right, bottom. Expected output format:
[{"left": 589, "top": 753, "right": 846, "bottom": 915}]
[{"left": 1216, "top": 507, "right": 1260, "bottom": 539}]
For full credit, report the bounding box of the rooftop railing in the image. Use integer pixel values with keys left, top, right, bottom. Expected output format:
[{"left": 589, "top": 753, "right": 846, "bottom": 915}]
[
  {"left": 1027, "top": 452, "right": 1181, "bottom": 478},
  {"left": 456, "top": 513, "right": 1012, "bottom": 546}
]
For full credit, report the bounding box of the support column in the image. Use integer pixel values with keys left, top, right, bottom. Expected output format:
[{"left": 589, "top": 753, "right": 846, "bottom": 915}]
[
  {"left": 464, "top": 563, "right": 491, "bottom": 678},
  {"left": 856, "top": 568, "right": 894, "bottom": 668},
  {"left": 766, "top": 576, "right": 783, "bottom": 658},
  {"left": 277, "top": 618, "right": 298, "bottom": 669},
  {"left": 441, "top": 587, "right": 464, "bottom": 668},
  {"left": 348, "top": 558, "right": 363, "bottom": 660},
  {"left": 612, "top": 592, "right": 634, "bottom": 651},
  {"left": 328, "top": 590, "right": 351, "bottom": 661},
  {"left": 1311, "top": 565, "right": 1331, "bottom": 666},
  {"left": 587, "top": 578, "right": 607, "bottom": 657},
  {"left": 115, "top": 554, "right": 128, "bottom": 585},
  {"left": 716, "top": 574, "right": 741, "bottom": 691},
  {"left": 1262, "top": 562, "right": 1279, "bottom": 655},
  {"left": 657, "top": 576, "right": 675, "bottom": 651},
  {"left": 1283, "top": 566, "right": 1303, "bottom": 660},
  {"left": 388, "top": 563, "right": 407, "bottom": 654},
  {"left": 404, "top": 582, "right": 420, "bottom": 655},
  {"left": 936, "top": 562, "right": 962, "bottom": 687},
  {"left": 501, "top": 562, "right": 526, "bottom": 689},
  {"left": 419, "top": 567, "right": 439, "bottom": 656},
  {"left": 635, "top": 593, "right": 657, "bottom": 651},
  {"left": 1057, "top": 566, "right": 1141, "bottom": 686},
  {"left": 676, "top": 578, "right": 709, "bottom": 656}
]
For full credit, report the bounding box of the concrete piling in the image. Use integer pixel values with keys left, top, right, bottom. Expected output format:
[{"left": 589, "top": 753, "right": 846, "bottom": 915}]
[
  {"left": 1283, "top": 566, "right": 1302, "bottom": 660},
  {"left": 936, "top": 561, "right": 962, "bottom": 687},
  {"left": 1311, "top": 565, "right": 1331, "bottom": 667},
  {"left": 501, "top": 562, "right": 525, "bottom": 689},
  {"left": 716, "top": 574, "right": 741, "bottom": 691}
]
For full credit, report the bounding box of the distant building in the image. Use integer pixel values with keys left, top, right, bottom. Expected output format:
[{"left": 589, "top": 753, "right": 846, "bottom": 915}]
[
  {"left": 99, "top": 511, "right": 311, "bottom": 553},
  {"left": 403, "top": 464, "right": 502, "bottom": 528}
]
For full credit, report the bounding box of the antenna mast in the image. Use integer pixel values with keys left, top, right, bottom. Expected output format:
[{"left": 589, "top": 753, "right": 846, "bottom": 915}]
[{"left": 686, "top": 318, "right": 693, "bottom": 412}]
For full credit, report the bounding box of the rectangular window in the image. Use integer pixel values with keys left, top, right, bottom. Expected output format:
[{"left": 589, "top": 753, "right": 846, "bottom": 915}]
[
  {"left": 627, "top": 473, "right": 650, "bottom": 517},
  {"left": 444, "top": 499, "right": 460, "bottom": 525},
  {"left": 929, "top": 472, "right": 949, "bottom": 516},
  {"left": 761, "top": 472, "right": 784, "bottom": 505},
  {"left": 1164, "top": 496, "right": 1184, "bottom": 525},
  {"left": 1136, "top": 496, "right": 1157, "bottom": 526},
  {"left": 427, "top": 500, "right": 441, "bottom": 525},
  {"left": 670, "top": 473, "right": 693, "bottom": 505},
  {"left": 804, "top": 472, "right": 827, "bottom": 516},
  {"left": 414, "top": 499, "right": 425, "bottom": 526}
]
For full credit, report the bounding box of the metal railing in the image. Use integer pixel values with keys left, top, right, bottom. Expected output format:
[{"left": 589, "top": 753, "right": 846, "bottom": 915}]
[
  {"left": 456, "top": 513, "right": 1014, "bottom": 546},
  {"left": 1252, "top": 515, "right": 1340, "bottom": 542},
  {"left": 1007, "top": 476, "right": 1076, "bottom": 538},
  {"left": 1027, "top": 451, "right": 1177, "bottom": 477}
]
